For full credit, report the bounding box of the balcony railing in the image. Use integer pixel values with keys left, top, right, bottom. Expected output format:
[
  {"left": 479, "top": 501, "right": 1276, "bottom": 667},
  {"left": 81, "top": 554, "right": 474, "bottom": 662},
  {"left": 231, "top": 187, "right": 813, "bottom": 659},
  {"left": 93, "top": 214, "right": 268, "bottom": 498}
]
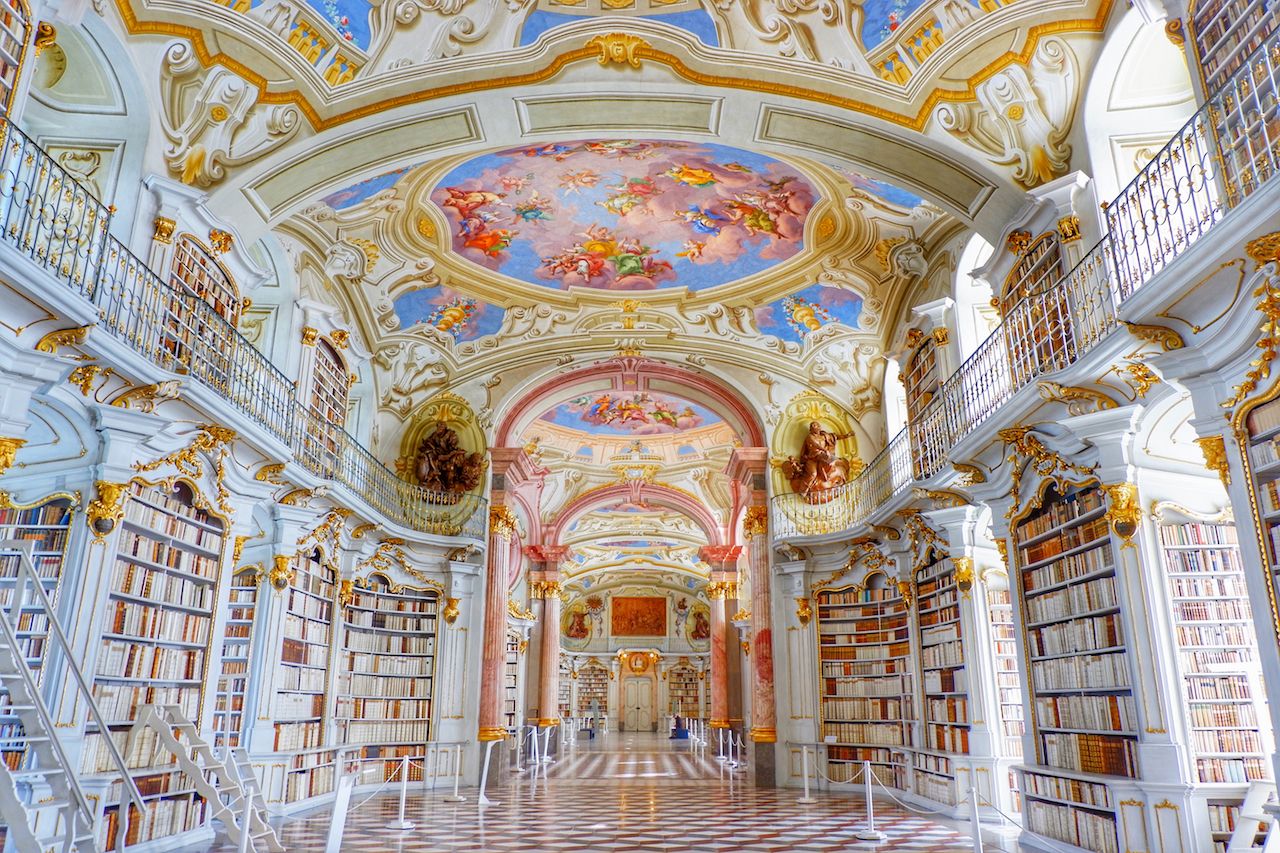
[
  {"left": 772, "top": 27, "right": 1280, "bottom": 540},
  {"left": 0, "top": 119, "right": 486, "bottom": 540}
]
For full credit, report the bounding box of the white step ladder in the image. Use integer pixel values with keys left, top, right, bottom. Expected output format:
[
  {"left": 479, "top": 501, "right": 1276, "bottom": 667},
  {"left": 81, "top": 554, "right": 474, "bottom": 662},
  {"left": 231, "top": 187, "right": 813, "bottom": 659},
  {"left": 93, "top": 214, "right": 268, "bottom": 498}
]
[
  {"left": 129, "top": 705, "right": 283, "bottom": 852},
  {"left": 1228, "top": 781, "right": 1280, "bottom": 852},
  {"left": 0, "top": 539, "right": 139, "bottom": 853}
]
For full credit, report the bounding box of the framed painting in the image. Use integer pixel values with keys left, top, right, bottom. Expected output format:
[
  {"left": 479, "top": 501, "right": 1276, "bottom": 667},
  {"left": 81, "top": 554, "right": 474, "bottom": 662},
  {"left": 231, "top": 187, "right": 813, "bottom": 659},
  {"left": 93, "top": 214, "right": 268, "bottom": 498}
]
[{"left": 610, "top": 596, "right": 667, "bottom": 636}]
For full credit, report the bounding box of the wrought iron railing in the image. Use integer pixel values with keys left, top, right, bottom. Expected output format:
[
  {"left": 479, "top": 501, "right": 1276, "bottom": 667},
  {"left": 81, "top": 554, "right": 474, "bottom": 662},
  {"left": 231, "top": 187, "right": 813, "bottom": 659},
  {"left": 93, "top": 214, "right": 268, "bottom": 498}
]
[
  {"left": 0, "top": 120, "right": 486, "bottom": 540},
  {"left": 772, "top": 27, "right": 1280, "bottom": 539}
]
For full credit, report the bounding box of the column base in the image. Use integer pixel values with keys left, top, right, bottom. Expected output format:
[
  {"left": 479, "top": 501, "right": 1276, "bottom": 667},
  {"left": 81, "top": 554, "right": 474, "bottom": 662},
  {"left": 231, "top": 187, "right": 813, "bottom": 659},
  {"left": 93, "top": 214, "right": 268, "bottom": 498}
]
[
  {"left": 478, "top": 726, "right": 508, "bottom": 742},
  {"left": 750, "top": 727, "right": 777, "bottom": 743},
  {"left": 752, "top": 740, "right": 777, "bottom": 788},
  {"left": 710, "top": 719, "right": 731, "bottom": 729}
]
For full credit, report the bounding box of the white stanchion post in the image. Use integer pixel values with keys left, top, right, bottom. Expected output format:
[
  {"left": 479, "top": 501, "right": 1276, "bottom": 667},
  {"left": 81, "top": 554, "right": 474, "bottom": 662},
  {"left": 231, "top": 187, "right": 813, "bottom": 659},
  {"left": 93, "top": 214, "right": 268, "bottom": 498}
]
[
  {"left": 386, "top": 756, "right": 415, "bottom": 830},
  {"left": 854, "top": 760, "right": 887, "bottom": 843},
  {"left": 324, "top": 765, "right": 356, "bottom": 853},
  {"left": 798, "top": 746, "right": 817, "bottom": 804},
  {"left": 716, "top": 727, "right": 725, "bottom": 761},
  {"left": 512, "top": 729, "right": 525, "bottom": 773},
  {"left": 968, "top": 787, "right": 984, "bottom": 853},
  {"left": 529, "top": 725, "right": 541, "bottom": 765},
  {"left": 445, "top": 743, "right": 466, "bottom": 803},
  {"left": 542, "top": 725, "right": 553, "bottom": 763},
  {"left": 237, "top": 791, "right": 253, "bottom": 853}
]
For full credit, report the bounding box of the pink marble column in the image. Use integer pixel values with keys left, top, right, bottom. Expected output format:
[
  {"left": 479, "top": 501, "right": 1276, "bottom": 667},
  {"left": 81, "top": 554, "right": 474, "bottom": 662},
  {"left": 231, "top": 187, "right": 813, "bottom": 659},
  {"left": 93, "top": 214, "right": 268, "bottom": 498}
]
[
  {"left": 478, "top": 507, "right": 517, "bottom": 742},
  {"left": 708, "top": 584, "right": 730, "bottom": 729},
  {"left": 745, "top": 507, "right": 776, "bottom": 743},
  {"left": 525, "top": 545, "right": 569, "bottom": 727}
]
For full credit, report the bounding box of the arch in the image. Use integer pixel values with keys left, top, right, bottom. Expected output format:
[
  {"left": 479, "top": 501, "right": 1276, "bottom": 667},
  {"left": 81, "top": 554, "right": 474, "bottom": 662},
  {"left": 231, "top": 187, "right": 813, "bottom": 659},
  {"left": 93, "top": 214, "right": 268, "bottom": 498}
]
[
  {"left": 170, "top": 233, "right": 242, "bottom": 325},
  {"left": 549, "top": 482, "right": 725, "bottom": 547},
  {"left": 494, "top": 357, "right": 766, "bottom": 449}
]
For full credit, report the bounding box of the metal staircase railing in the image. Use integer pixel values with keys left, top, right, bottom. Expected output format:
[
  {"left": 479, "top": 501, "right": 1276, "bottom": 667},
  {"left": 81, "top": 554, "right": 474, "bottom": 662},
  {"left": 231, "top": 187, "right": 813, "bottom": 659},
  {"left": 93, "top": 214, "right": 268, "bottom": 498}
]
[{"left": 0, "top": 539, "right": 142, "bottom": 852}]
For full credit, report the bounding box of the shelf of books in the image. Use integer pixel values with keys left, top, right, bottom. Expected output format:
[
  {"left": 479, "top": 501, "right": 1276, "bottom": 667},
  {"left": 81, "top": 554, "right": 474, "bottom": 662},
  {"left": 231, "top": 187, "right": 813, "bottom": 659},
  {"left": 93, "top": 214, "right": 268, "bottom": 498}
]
[
  {"left": 0, "top": 498, "right": 73, "bottom": 775},
  {"left": 558, "top": 660, "right": 572, "bottom": 719},
  {"left": 212, "top": 566, "right": 258, "bottom": 750},
  {"left": 577, "top": 663, "right": 608, "bottom": 717},
  {"left": 336, "top": 576, "right": 438, "bottom": 781},
  {"left": 504, "top": 630, "right": 520, "bottom": 728},
  {"left": 276, "top": 551, "right": 335, "bottom": 801},
  {"left": 668, "top": 665, "right": 700, "bottom": 718},
  {"left": 914, "top": 554, "right": 968, "bottom": 806},
  {"left": 816, "top": 577, "right": 913, "bottom": 788},
  {"left": 987, "top": 582, "right": 1026, "bottom": 813},
  {"left": 1189, "top": 0, "right": 1276, "bottom": 93},
  {"left": 1012, "top": 484, "right": 1134, "bottom": 853},
  {"left": 1157, "top": 518, "right": 1273, "bottom": 851},
  {"left": 84, "top": 481, "right": 224, "bottom": 850}
]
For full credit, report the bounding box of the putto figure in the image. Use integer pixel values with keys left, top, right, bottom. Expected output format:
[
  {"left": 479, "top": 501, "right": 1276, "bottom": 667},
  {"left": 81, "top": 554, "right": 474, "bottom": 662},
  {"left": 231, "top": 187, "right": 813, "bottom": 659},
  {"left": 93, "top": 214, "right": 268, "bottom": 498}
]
[
  {"left": 413, "top": 424, "right": 484, "bottom": 496},
  {"left": 783, "top": 421, "right": 856, "bottom": 501}
]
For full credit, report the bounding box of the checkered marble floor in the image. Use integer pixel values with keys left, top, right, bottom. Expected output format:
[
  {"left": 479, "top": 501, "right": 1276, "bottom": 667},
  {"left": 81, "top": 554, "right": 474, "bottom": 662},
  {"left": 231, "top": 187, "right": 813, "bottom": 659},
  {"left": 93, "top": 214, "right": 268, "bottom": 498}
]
[{"left": 193, "top": 734, "right": 1018, "bottom": 852}]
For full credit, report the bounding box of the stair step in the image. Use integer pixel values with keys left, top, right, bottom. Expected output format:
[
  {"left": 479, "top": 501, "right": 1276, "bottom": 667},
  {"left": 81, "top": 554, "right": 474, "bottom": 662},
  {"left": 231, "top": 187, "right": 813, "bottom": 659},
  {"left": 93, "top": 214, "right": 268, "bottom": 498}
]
[{"left": 8, "top": 767, "right": 65, "bottom": 780}]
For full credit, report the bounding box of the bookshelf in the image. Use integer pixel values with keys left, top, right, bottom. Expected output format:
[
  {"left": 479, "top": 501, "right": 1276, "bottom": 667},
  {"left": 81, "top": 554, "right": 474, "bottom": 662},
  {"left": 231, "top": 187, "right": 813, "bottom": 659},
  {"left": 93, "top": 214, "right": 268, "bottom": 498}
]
[
  {"left": 504, "top": 630, "right": 520, "bottom": 728},
  {"left": 578, "top": 663, "right": 608, "bottom": 717},
  {"left": 816, "top": 575, "right": 913, "bottom": 788},
  {"left": 1188, "top": 0, "right": 1276, "bottom": 93},
  {"left": 213, "top": 566, "right": 258, "bottom": 749},
  {"left": 987, "top": 585, "right": 1025, "bottom": 761},
  {"left": 84, "top": 481, "right": 224, "bottom": 850},
  {"left": 668, "top": 665, "right": 700, "bottom": 718},
  {"left": 1157, "top": 516, "right": 1273, "bottom": 850},
  {"left": 337, "top": 576, "right": 437, "bottom": 781},
  {"left": 914, "top": 553, "right": 968, "bottom": 806},
  {"left": 0, "top": 498, "right": 73, "bottom": 773},
  {"left": 558, "top": 660, "right": 572, "bottom": 719},
  {"left": 1013, "top": 483, "right": 1132, "bottom": 853},
  {"left": 276, "top": 551, "right": 335, "bottom": 800}
]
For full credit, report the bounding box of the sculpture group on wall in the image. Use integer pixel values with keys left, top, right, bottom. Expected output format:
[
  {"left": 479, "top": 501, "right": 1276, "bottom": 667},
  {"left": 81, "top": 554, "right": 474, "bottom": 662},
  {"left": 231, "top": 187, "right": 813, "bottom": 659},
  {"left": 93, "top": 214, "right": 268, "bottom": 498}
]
[
  {"left": 412, "top": 424, "right": 484, "bottom": 496},
  {"left": 782, "top": 421, "right": 857, "bottom": 502}
]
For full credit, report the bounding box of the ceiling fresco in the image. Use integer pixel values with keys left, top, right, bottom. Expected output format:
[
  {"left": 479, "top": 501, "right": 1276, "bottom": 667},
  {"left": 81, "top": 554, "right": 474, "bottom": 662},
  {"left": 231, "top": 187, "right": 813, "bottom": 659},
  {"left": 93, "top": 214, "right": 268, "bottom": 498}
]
[
  {"left": 519, "top": 9, "right": 720, "bottom": 46},
  {"left": 860, "top": 0, "right": 937, "bottom": 48},
  {"left": 540, "top": 392, "right": 722, "bottom": 435},
  {"left": 755, "top": 284, "right": 864, "bottom": 343},
  {"left": 391, "top": 286, "right": 505, "bottom": 341},
  {"left": 430, "top": 139, "right": 817, "bottom": 292},
  {"left": 832, "top": 165, "right": 926, "bottom": 209},
  {"left": 261, "top": 0, "right": 373, "bottom": 48},
  {"left": 321, "top": 164, "right": 415, "bottom": 210}
]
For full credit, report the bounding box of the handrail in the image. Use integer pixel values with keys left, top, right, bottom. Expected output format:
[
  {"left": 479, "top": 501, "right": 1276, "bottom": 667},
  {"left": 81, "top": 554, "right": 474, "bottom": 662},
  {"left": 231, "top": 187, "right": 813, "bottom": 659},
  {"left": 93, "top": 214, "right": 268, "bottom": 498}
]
[
  {"left": 0, "top": 118, "right": 487, "bottom": 540},
  {"left": 772, "top": 26, "right": 1280, "bottom": 540},
  {"left": 0, "top": 539, "right": 144, "bottom": 852}
]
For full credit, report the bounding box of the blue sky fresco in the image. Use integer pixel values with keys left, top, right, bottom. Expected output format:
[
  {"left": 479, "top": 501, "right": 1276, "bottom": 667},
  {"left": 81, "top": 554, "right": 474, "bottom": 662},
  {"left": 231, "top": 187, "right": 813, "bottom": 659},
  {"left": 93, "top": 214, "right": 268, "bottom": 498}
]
[
  {"left": 392, "top": 287, "right": 505, "bottom": 342},
  {"left": 519, "top": 9, "right": 720, "bottom": 47},
  {"left": 321, "top": 164, "right": 414, "bottom": 210},
  {"left": 860, "top": 0, "right": 932, "bottom": 47},
  {"left": 541, "top": 393, "right": 722, "bottom": 436},
  {"left": 755, "top": 284, "right": 864, "bottom": 343},
  {"left": 254, "top": 1, "right": 374, "bottom": 49},
  {"left": 833, "top": 164, "right": 925, "bottom": 209}
]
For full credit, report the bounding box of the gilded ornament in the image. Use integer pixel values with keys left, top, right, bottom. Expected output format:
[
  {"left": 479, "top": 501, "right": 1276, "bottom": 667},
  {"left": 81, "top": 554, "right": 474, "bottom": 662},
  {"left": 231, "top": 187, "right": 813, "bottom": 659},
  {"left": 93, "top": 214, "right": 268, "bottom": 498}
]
[
  {"left": 351, "top": 522, "right": 378, "bottom": 539},
  {"left": 1222, "top": 278, "right": 1280, "bottom": 413},
  {"left": 153, "top": 216, "right": 176, "bottom": 245},
  {"left": 1037, "top": 380, "right": 1119, "bottom": 415},
  {"left": 300, "top": 326, "right": 319, "bottom": 346},
  {"left": 531, "top": 580, "right": 563, "bottom": 599},
  {"left": 953, "top": 557, "right": 975, "bottom": 594},
  {"left": 874, "top": 236, "right": 907, "bottom": 271},
  {"left": 0, "top": 438, "right": 26, "bottom": 475},
  {"left": 68, "top": 365, "right": 113, "bottom": 396},
  {"left": 995, "top": 538, "right": 1009, "bottom": 568},
  {"left": 740, "top": 641, "right": 750, "bottom": 657},
  {"left": 209, "top": 105, "right": 229, "bottom": 122},
  {"left": 416, "top": 217, "right": 436, "bottom": 241},
  {"left": 931, "top": 326, "right": 950, "bottom": 346},
  {"left": 1245, "top": 231, "right": 1280, "bottom": 269},
  {"left": 781, "top": 421, "right": 858, "bottom": 500},
  {"left": 912, "top": 486, "right": 968, "bottom": 508},
  {"left": 1004, "top": 104, "right": 1025, "bottom": 121},
  {"left": 870, "top": 524, "right": 901, "bottom": 541},
  {"left": 586, "top": 33, "right": 649, "bottom": 68},
  {"left": 412, "top": 424, "right": 484, "bottom": 495},
  {"left": 1056, "top": 214, "right": 1082, "bottom": 243},
  {"left": 269, "top": 555, "right": 295, "bottom": 591},
  {"left": 507, "top": 599, "right": 536, "bottom": 620},
  {"left": 1103, "top": 483, "right": 1142, "bottom": 544},
  {"left": 33, "top": 22, "right": 57, "bottom": 55},
  {"left": 232, "top": 534, "right": 250, "bottom": 565},
  {"left": 442, "top": 597, "right": 461, "bottom": 625},
  {"left": 999, "top": 427, "right": 1094, "bottom": 518},
  {"left": 518, "top": 640, "right": 528, "bottom": 655},
  {"left": 110, "top": 380, "right": 182, "bottom": 413},
  {"left": 1006, "top": 230, "right": 1032, "bottom": 254},
  {"left": 1121, "top": 321, "right": 1184, "bottom": 351},
  {"left": 254, "top": 462, "right": 287, "bottom": 484},
  {"left": 34, "top": 325, "right": 91, "bottom": 355},
  {"left": 1194, "top": 435, "right": 1230, "bottom": 486},
  {"left": 731, "top": 608, "right": 751, "bottom": 622},
  {"left": 795, "top": 597, "right": 812, "bottom": 626},
  {"left": 897, "top": 580, "right": 916, "bottom": 608},
  {"left": 208, "top": 229, "right": 233, "bottom": 254},
  {"left": 348, "top": 238, "right": 380, "bottom": 269},
  {"left": 1123, "top": 363, "right": 1159, "bottom": 397},
  {"left": 489, "top": 505, "right": 518, "bottom": 540},
  {"left": 337, "top": 579, "right": 354, "bottom": 607},
  {"left": 278, "top": 488, "right": 313, "bottom": 506},
  {"left": 952, "top": 462, "right": 987, "bottom": 486},
  {"left": 330, "top": 330, "right": 350, "bottom": 349},
  {"left": 1163, "top": 18, "right": 1185, "bottom": 46},
  {"left": 134, "top": 424, "right": 236, "bottom": 516},
  {"left": 86, "top": 481, "right": 127, "bottom": 540},
  {"left": 742, "top": 505, "right": 768, "bottom": 538},
  {"left": 706, "top": 581, "right": 736, "bottom": 600},
  {"left": 906, "top": 327, "right": 925, "bottom": 348}
]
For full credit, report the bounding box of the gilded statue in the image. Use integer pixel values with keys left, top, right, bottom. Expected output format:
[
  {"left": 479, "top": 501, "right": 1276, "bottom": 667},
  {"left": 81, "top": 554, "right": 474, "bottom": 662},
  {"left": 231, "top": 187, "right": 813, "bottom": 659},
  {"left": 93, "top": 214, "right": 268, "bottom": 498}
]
[
  {"left": 413, "top": 424, "right": 483, "bottom": 495},
  {"left": 782, "top": 421, "right": 855, "bottom": 501}
]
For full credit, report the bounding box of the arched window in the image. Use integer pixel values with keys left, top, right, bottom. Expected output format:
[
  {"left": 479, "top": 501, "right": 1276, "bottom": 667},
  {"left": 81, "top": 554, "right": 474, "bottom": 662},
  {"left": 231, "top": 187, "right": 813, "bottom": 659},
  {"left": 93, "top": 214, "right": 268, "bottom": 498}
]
[
  {"left": 1000, "top": 232, "right": 1073, "bottom": 387},
  {"left": 170, "top": 235, "right": 242, "bottom": 326},
  {"left": 310, "top": 340, "right": 349, "bottom": 428},
  {"left": 904, "top": 329, "right": 945, "bottom": 478},
  {"left": 161, "top": 235, "right": 242, "bottom": 388},
  {"left": 0, "top": 1, "right": 32, "bottom": 115}
]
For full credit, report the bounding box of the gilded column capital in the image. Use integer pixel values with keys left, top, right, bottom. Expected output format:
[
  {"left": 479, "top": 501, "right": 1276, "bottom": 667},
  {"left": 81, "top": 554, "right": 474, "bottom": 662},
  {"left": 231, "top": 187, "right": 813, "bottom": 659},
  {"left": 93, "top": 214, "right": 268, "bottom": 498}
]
[
  {"left": 530, "top": 580, "right": 564, "bottom": 600},
  {"left": 706, "top": 581, "right": 738, "bottom": 600},
  {"left": 0, "top": 437, "right": 26, "bottom": 476},
  {"left": 442, "top": 597, "right": 460, "bottom": 625},
  {"left": 489, "top": 505, "right": 518, "bottom": 540},
  {"left": 1194, "top": 435, "right": 1230, "bottom": 486},
  {"left": 742, "top": 505, "right": 768, "bottom": 538},
  {"left": 1102, "top": 482, "right": 1141, "bottom": 545},
  {"left": 86, "top": 481, "right": 127, "bottom": 541}
]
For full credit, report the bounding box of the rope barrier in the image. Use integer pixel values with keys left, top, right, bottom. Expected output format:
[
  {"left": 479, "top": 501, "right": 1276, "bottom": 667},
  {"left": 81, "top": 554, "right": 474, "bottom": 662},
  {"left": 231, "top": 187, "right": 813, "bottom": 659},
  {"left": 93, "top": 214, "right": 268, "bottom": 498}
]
[
  {"left": 345, "top": 760, "right": 405, "bottom": 814},
  {"left": 868, "top": 774, "right": 955, "bottom": 816}
]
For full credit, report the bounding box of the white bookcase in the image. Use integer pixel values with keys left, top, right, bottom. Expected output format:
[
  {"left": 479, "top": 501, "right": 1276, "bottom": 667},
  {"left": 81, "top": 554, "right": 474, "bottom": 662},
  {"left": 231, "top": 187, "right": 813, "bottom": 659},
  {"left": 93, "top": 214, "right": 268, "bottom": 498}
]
[
  {"left": 504, "top": 630, "right": 520, "bottom": 729},
  {"left": 213, "top": 566, "right": 258, "bottom": 749},
  {"left": 914, "top": 554, "right": 967, "bottom": 805}
]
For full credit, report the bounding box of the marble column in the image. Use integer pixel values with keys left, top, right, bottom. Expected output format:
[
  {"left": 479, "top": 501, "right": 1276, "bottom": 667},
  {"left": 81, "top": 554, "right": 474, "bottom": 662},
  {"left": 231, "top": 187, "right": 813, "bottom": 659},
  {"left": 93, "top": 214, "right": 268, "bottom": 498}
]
[
  {"left": 478, "top": 505, "right": 517, "bottom": 743},
  {"left": 707, "top": 577, "right": 732, "bottom": 729},
  {"left": 745, "top": 506, "right": 776, "bottom": 745},
  {"left": 535, "top": 578, "right": 562, "bottom": 727}
]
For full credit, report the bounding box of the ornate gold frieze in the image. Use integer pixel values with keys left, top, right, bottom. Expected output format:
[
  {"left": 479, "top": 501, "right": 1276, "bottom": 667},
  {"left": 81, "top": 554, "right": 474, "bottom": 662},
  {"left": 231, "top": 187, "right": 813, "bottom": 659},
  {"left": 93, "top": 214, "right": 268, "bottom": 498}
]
[
  {"left": 86, "top": 481, "right": 128, "bottom": 541},
  {"left": 742, "top": 505, "right": 768, "bottom": 538},
  {"left": 33, "top": 21, "right": 57, "bottom": 55},
  {"left": 870, "top": 524, "right": 901, "bottom": 541},
  {"left": 912, "top": 487, "right": 968, "bottom": 508},
  {"left": 1120, "top": 321, "right": 1184, "bottom": 352},
  {"left": 1122, "top": 362, "right": 1159, "bottom": 397},
  {"left": 897, "top": 580, "right": 916, "bottom": 609},
  {"left": 508, "top": 599, "right": 535, "bottom": 620},
  {"left": 110, "top": 380, "right": 183, "bottom": 413},
  {"left": 351, "top": 522, "right": 378, "bottom": 539},
  {"left": 952, "top": 462, "right": 987, "bottom": 486},
  {"left": 134, "top": 424, "right": 236, "bottom": 516},
  {"left": 706, "top": 581, "right": 737, "bottom": 600},
  {"left": 587, "top": 33, "right": 649, "bottom": 68},
  {"left": 254, "top": 462, "right": 287, "bottom": 484},
  {"left": 1194, "top": 435, "right": 1230, "bottom": 486},
  {"left": 1037, "top": 380, "right": 1118, "bottom": 415},
  {"left": 278, "top": 488, "right": 314, "bottom": 506},
  {"left": 530, "top": 580, "right": 563, "bottom": 600},
  {"left": 68, "top": 365, "right": 113, "bottom": 396},
  {"left": 35, "top": 325, "right": 91, "bottom": 355},
  {"left": 1222, "top": 277, "right": 1280, "bottom": 413},
  {"left": 1245, "top": 230, "right": 1280, "bottom": 269},
  {"left": 998, "top": 426, "right": 1095, "bottom": 518}
]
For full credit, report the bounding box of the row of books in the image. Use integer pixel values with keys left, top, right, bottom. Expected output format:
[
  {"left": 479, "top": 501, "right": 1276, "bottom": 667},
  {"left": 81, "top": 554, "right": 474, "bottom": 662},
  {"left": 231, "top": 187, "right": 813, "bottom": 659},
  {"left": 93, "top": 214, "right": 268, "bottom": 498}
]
[
  {"left": 1031, "top": 651, "right": 1131, "bottom": 692},
  {"left": 1024, "top": 575, "right": 1118, "bottom": 626},
  {"left": 342, "top": 651, "right": 434, "bottom": 675},
  {"left": 1030, "top": 613, "right": 1123, "bottom": 658},
  {"left": 1041, "top": 731, "right": 1138, "bottom": 777},
  {"left": 277, "top": 664, "right": 326, "bottom": 693},
  {"left": 822, "top": 675, "right": 911, "bottom": 696},
  {"left": 287, "top": 589, "right": 333, "bottom": 623},
  {"left": 1034, "top": 694, "right": 1137, "bottom": 733},
  {"left": 100, "top": 796, "right": 207, "bottom": 851},
  {"left": 282, "top": 636, "right": 330, "bottom": 668},
  {"left": 1185, "top": 673, "right": 1255, "bottom": 700},
  {"left": 274, "top": 721, "right": 326, "bottom": 751},
  {"left": 341, "top": 674, "right": 433, "bottom": 697},
  {"left": 1197, "top": 756, "right": 1270, "bottom": 783},
  {"left": 1162, "top": 549, "right": 1243, "bottom": 576},
  {"left": 923, "top": 668, "right": 966, "bottom": 694},
  {"left": 1190, "top": 700, "right": 1258, "bottom": 729},
  {"left": 914, "top": 752, "right": 952, "bottom": 775},
  {"left": 827, "top": 745, "right": 902, "bottom": 764},
  {"left": 1025, "top": 799, "right": 1119, "bottom": 853},
  {"left": 1023, "top": 541, "right": 1111, "bottom": 592},
  {"left": 105, "top": 601, "right": 210, "bottom": 645},
  {"left": 818, "top": 639, "right": 910, "bottom": 658},
  {"left": 111, "top": 563, "right": 215, "bottom": 610},
  {"left": 335, "top": 697, "right": 432, "bottom": 718},
  {"left": 923, "top": 724, "right": 969, "bottom": 753},
  {"left": 822, "top": 721, "right": 910, "bottom": 745},
  {"left": 912, "top": 772, "right": 957, "bottom": 805},
  {"left": 1191, "top": 728, "right": 1264, "bottom": 754},
  {"left": 117, "top": 529, "right": 219, "bottom": 579},
  {"left": 919, "top": 622, "right": 960, "bottom": 645},
  {"left": 1017, "top": 488, "right": 1105, "bottom": 540},
  {"left": 1176, "top": 622, "right": 1254, "bottom": 648},
  {"left": 276, "top": 690, "right": 325, "bottom": 720},
  {"left": 97, "top": 639, "right": 203, "bottom": 682},
  {"left": 924, "top": 697, "right": 967, "bottom": 723},
  {"left": 1021, "top": 518, "right": 1110, "bottom": 569},
  {"left": 339, "top": 720, "right": 432, "bottom": 743},
  {"left": 0, "top": 528, "right": 68, "bottom": 552},
  {"left": 918, "top": 603, "right": 959, "bottom": 628},
  {"left": 1183, "top": 649, "right": 1253, "bottom": 674},
  {"left": 1173, "top": 598, "right": 1251, "bottom": 621},
  {"left": 89, "top": 683, "right": 200, "bottom": 727},
  {"left": 343, "top": 610, "right": 437, "bottom": 632},
  {"left": 348, "top": 592, "right": 437, "bottom": 613},
  {"left": 1021, "top": 770, "right": 1111, "bottom": 807},
  {"left": 818, "top": 644, "right": 909, "bottom": 661},
  {"left": 124, "top": 492, "right": 222, "bottom": 542},
  {"left": 1158, "top": 522, "right": 1240, "bottom": 548},
  {"left": 921, "top": 638, "right": 963, "bottom": 669},
  {"left": 821, "top": 697, "right": 905, "bottom": 718},
  {"left": 284, "top": 764, "right": 335, "bottom": 801},
  {"left": 819, "top": 589, "right": 905, "bottom": 606},
  {"left": 822, "top": 659, "right": 909, "bottom": 676},
  {"left": 0, "top": 503, "right": 71, "bottom": 528},
  {"left": 1196, "top": 4, "right": 1273, "bottom": 90},
  {"left": 342, "top": 632, "right": 435, "bottom": 655},
  {"left": 828, "top": 761, "right": 904, "bottom": 785}
]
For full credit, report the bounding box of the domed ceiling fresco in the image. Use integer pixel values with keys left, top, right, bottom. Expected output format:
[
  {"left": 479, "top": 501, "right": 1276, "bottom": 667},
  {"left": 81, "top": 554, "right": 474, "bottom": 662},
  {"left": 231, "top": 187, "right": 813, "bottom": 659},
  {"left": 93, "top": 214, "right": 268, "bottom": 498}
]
[
  {"left": 539, "top": 392, "right": 722, "bottom": 435},
  {"left": 429, "top": 139, "right": 818, "bottom": 292}
]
